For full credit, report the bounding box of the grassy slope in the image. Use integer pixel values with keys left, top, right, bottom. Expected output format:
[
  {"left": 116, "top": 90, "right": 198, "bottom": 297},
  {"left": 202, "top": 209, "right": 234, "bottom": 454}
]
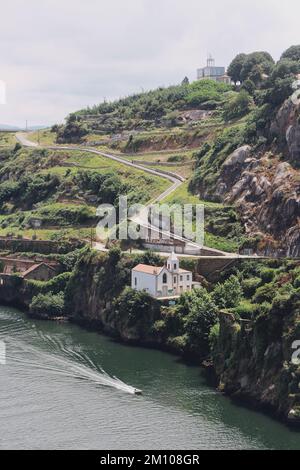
[
  {"left": 29, "top": 129, "right": 57, "bottom": 146},
  {"left": 0, "top": 132, "right": 16, "bottom": 147},
  {"left": 162, "top": 182, "right": 241, "bottom": 252},
  {"left": 0, "top": 146, "right": 170, "bottom": 241},
  {"left": 25, "top": 80, "right": 249, "bottom": 252}
]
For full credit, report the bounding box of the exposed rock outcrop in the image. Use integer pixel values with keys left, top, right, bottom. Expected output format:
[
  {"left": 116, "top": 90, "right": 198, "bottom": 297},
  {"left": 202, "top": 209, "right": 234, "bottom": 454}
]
[
  {"left": 215, "top": 141, "right": 300, "bottom": 255},
  {"left": 213, "top": 309, "right": 300, "bottom": 424},
  {"left": 270, "top": 88, "right": 300, "bottom": 161}
]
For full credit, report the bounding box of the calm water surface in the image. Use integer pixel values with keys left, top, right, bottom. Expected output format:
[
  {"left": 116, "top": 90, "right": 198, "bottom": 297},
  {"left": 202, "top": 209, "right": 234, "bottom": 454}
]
[{"left": 1, "top": 305, "right": 300, "bottom": 450}]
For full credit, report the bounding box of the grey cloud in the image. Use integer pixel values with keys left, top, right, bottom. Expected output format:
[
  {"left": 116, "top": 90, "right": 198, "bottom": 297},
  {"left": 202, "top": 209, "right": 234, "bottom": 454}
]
[{"left": 0, "top": 0, "right": 300, "bottom": 127}]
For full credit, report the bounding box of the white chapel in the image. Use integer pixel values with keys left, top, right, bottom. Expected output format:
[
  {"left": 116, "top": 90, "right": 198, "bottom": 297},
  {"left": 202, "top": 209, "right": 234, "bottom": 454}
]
[{"left": 131, "top": 252, "right": 198, "bottom": 299}]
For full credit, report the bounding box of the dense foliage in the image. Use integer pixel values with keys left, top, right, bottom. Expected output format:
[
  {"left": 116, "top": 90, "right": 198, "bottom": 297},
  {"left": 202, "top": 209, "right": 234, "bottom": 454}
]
[
  {"left": 61, "top": 80, "right": 232, "bottom": 134},
  {"left": 29, "top": 292, "right": 65, "bottom": 318},
  {"left": 56, "top": 114, "right": 88, "bottom": 143}
]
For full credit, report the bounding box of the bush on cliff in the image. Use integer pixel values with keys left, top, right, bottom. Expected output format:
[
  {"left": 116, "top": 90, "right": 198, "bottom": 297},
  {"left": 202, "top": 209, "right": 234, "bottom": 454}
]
[
  {"left": 177, "top": 289, "right": 218, "bottom": 357},
  {"left": 241, "top": 277, "right": 262, "bottom": 298},
  {"left": 29, "top": 292, "right": 65, "bottom": 318},
  {"left": 212, "top": 275, "right": 243, "bottom": 309},
  {"left": 259, "top": 267, "right": 276, "bottom": 283},
  {"left": 294, "top": 275, "right": 300, "bottom": 289},
  {"left": 223, "top": 91, "right": 253, "bottom": 121},
  {"left": 253, "top": 282, "right": 277, "bottom": 304},
  {"left": 113, "top": 287, "right": 160, "bottom": 340},
  {"left": 27, "top": 272, "right": 72, "bottom": 296}
]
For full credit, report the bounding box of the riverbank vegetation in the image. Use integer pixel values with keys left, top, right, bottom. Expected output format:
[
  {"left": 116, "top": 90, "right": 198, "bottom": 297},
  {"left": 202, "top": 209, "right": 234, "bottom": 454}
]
[
  {"left": 11, "top": 247, "right": 299, "bottom": 424},
  {"left": 0, "top": 244, "right": 300, "bottom": 425},
  {"left": 65, "top": 249, "right": 300, "bottom": 424}
]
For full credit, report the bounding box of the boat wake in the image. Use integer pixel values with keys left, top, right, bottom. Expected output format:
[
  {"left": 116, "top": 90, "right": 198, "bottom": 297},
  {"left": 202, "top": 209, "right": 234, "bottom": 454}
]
[{"left": 3, "top": 331, "right": 140, "bottom": 395}]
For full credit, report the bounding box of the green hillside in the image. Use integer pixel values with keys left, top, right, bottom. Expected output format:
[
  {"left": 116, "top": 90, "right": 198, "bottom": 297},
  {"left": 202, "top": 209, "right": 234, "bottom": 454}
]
[
  {"left": 0, "top": 146, "right": 169, "bottom": 242},
  {"left": 2, "top": 46, "right": 300, "bottom": 254}
]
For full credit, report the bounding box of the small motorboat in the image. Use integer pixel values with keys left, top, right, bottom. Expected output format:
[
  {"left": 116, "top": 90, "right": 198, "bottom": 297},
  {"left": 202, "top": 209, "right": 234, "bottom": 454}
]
[{"left": 134, "top": 388, "right": 143, "bottom": 396}]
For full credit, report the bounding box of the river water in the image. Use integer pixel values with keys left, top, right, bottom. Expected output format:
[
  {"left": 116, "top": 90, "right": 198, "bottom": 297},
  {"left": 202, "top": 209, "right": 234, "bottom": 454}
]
[{"left": 1, "top": 305, "right": 300, "bottom": 450}]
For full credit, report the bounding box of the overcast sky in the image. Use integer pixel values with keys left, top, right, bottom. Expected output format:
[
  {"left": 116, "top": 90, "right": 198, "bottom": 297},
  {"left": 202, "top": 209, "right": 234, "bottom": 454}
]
[{"left": 0, "top": 0, "right": 299, "bottom": 127}]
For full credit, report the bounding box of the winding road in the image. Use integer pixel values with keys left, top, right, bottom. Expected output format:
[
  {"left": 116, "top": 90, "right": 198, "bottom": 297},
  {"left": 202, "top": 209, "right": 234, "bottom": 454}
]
[{"left": 15, "top": 132, "right": 235, "bottom": 257}]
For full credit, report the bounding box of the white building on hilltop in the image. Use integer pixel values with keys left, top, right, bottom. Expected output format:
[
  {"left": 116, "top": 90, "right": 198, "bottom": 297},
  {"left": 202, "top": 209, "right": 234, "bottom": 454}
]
[
  {"left": 197, "top": 55, "right": 231, "bottom": 84},
  {"left": 132, "top": 253, "right": 200, "bottom": 299}
]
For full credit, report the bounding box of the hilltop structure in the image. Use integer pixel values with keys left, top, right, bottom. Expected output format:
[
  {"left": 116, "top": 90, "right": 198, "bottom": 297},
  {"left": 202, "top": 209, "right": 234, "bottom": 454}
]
[
  {"left": 197, "top": 55, "right": 231, "bottom": 84},
  {"left": 132, "top": 252, "right": 200, "bottom": 299}
]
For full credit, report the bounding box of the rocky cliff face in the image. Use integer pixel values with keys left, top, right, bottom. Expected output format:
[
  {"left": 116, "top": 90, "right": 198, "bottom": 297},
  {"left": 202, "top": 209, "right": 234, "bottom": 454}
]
[
  {"left": 65, "top": 251, "right": 162, "bottom": 344},
  {"left": 213, "top": 93, "right": 300, "bottom": 255},
  {"left": 270, "top": 86, "right": 300, "bottom": 160},
  {"left": 213, "top": 307, "right": 300, "bottom": 424}
]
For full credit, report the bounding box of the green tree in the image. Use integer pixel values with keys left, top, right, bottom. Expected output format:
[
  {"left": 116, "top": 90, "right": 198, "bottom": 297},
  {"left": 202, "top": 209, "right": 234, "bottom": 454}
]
[
  {"left": 134, "top": 251, "right": 162, "bottom": 267},
  {"left": 212, "top": 275, "right": 243, "bottom": 309},
  {"left": 241, "top": 79, "right": 256, "bottom": 95},
  {"left": 13, "top": 142, "right": 22, "bottom": 153},
  {"left": 57, "top": 114, "right": 88, "bottom": 143},
  {"left": 281, "top": 45, "right": 300, "bottom": 62},
  {"left": 114, "top": 287, "right": 160, "bottom": 336},
  {"left": 271, "top": 59, "right": 300, "bottom": 80},
  {"left": 264, "top": 77, "right": 294, "bottom": 107},
  {"left": 108, "top": 246, "right": 122, "bottom": 265},
  {"left": 228, "top": 53, "right": 247, "bottom": 83},
  {"left": 240, "top": 51, "right": 275, "bottom": 84},
  {"left": 182, "top": 289, "right": 218, "bottom": 356}
]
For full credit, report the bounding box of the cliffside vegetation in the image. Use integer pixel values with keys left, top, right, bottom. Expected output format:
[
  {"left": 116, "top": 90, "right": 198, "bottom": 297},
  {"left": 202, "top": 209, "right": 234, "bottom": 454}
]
[
  {"left": 212, "top": 258, "right": 300, "bottom": 424},
  {"left": 36, "top": 44, "right": 300, "bottom": 255},
  {"left": 190, "top": 46, "right": 300, "bottom": 254},
  {"left": 0, "top": 146, "right": 168, "bottom": 242},
  {"left": 0, "top": 241, "right": 299, "bottom": 425},
  {"left": 0, "top": 45, "right": 300, "bottom": 426},
  {"left": 62, "top": 249, "right": 300, "bottom": 424},
  {"left": 21, "top": 246, "right": 299, "bottom": 424}
]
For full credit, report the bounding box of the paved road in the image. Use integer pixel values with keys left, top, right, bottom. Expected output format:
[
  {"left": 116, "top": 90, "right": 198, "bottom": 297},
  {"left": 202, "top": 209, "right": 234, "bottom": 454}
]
[
  {"left": 16, "top": 133, "right": 39, "bottom": 148},
  {"left": 15, "top": 132, "right": 234, "bottom": 257}
]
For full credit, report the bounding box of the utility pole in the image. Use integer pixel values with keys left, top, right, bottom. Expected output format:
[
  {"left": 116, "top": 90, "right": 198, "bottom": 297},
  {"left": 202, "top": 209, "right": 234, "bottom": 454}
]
[{"left": 26, "top": 120, "right": 28, "bottom": 132}]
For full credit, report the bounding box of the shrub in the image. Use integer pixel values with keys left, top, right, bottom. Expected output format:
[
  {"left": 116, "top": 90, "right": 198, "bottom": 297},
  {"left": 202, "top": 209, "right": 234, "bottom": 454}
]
[
  {"left": 161, "top": 307, "right": 184, "bottom": 338},
  {"left": 186, "top": 80, "right": 231, "bottom": 107},
  {"left": 271, "top": 292, "right": 293, "bottom": 315},
  {"left": 223, "top": 91, "right": 253, "bottom": 121},
  {"left": 212, "top": 275, "right": 243, "bottom": 309},
  {"left": 242, "top": 277, "right": 262, "bottom": 297},
  {"left": 29, "top": 292, "right": 65, "bottom": 318},
  {"left": 113, "top": 287, "right": 160, "bottom": 336},
  {"left": 153, "top": 319, "right": 166, "bottom": 334},
  {"left": 28, "top": 272, "right": 72, "bottom": 296},
  {"left": 271, "top": 59, "right": 300, "bottom": 80},
  {"left": 166, "top": 335, "right": 188, "bottom": 353},
  {"left": 259, "top": 267, "right": 275, "bottom": 284},
  {"left": 253, "top": 283, "right": 276, "bottom": 304},
  {"left": 181, "top": 289, "right": 218, "bottom": 357},
  {"left": 234, "top": 301, "right": 258, "bottom": 320},
  {"left": 209, "top": 323, "right": 220, "bottom": 351},
  {"left": 14, "top": 143, "right": 22, "bottom": 153},
  {"left": 167, "top": 155, "right": 184, "bottom": 163},
  {"left": 56, "top": 115, "right": 88, "bottom": 143},
  {"left": 294, "top": 276, "right": 300, "bottom": 289}
]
